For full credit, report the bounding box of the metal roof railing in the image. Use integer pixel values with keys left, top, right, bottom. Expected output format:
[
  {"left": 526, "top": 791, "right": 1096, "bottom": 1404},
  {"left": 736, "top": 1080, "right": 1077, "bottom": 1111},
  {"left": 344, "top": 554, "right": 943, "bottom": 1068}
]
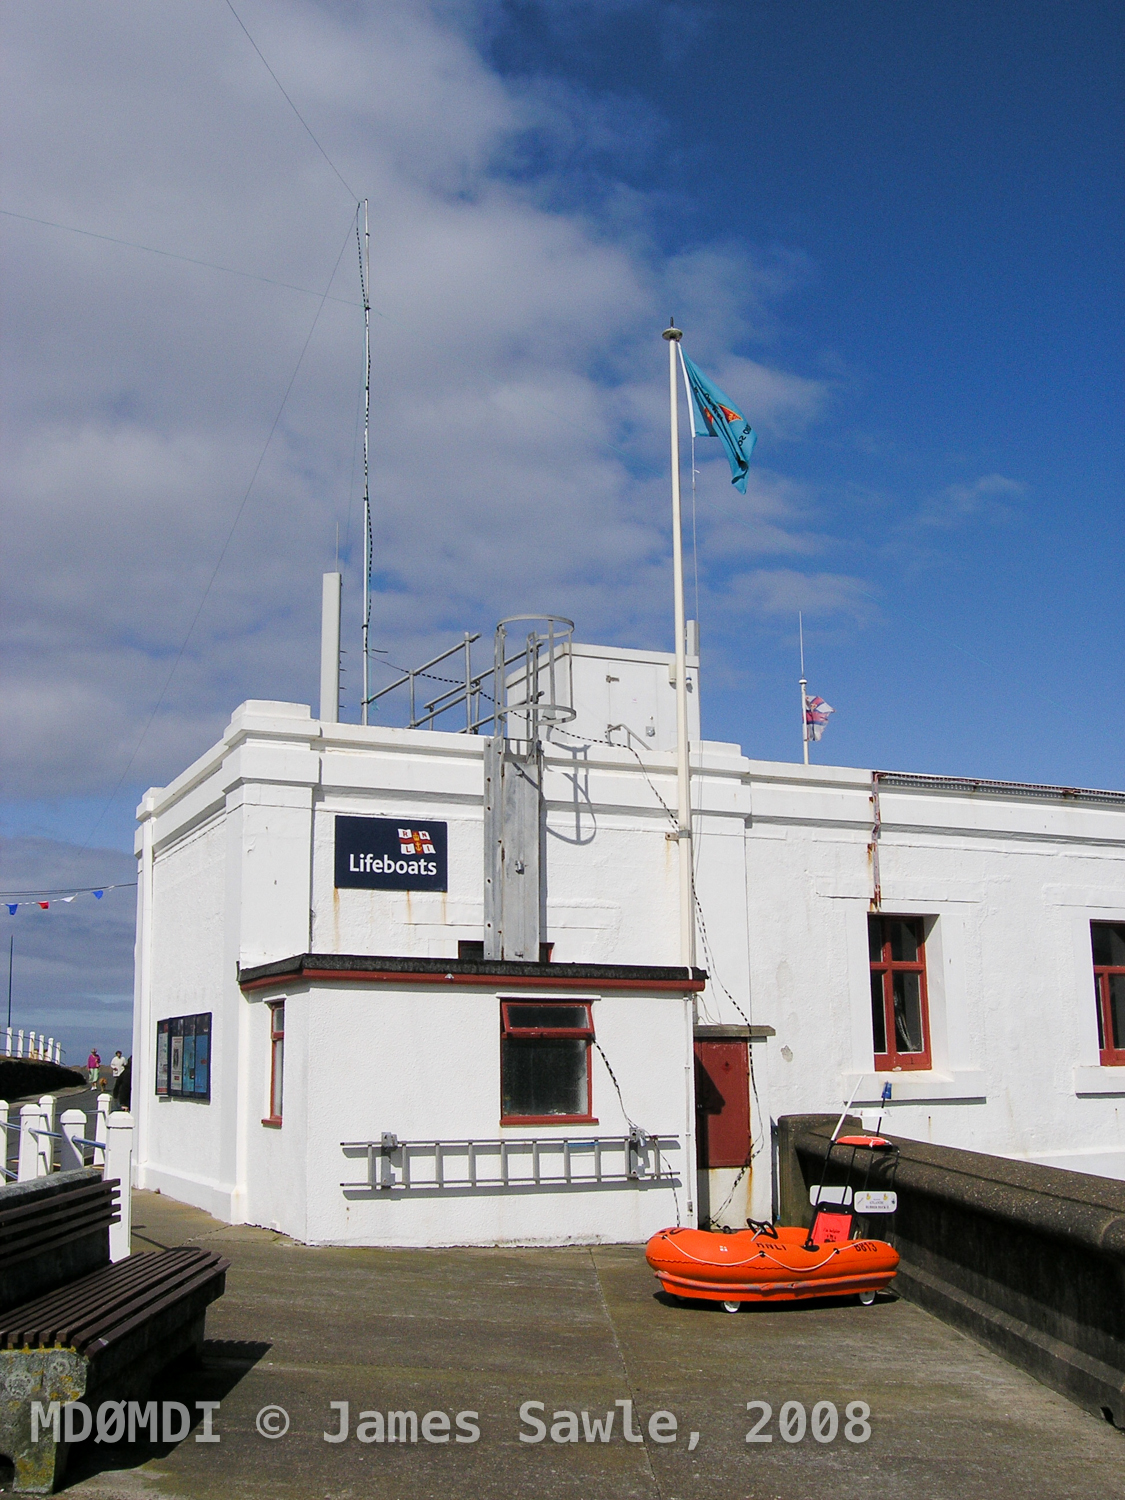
[{"left": 874, "top": 771, "right": 1125, "bottom": 807}]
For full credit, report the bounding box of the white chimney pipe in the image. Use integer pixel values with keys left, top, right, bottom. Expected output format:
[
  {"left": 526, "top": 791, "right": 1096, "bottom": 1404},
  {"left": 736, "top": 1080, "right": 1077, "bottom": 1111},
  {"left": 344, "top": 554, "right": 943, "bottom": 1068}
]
[{"left": 320, "top": 572, "right": 342, "bottom": 723}]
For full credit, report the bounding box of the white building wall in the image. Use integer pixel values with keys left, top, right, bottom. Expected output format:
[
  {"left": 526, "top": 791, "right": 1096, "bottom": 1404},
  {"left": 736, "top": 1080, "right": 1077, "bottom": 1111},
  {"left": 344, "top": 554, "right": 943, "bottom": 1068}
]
[
  {"left": 242, "top": 982, "right": 688, "bottom": 1248},
  {"left": 563, "top": 641, "right": 700, "bottom": 754},
  {"left": 745, "top": 762, "right": 1125, "bottom": 1178},
  {"left": 133, "top": 684, "right": 1125, "bottom": 1243}
]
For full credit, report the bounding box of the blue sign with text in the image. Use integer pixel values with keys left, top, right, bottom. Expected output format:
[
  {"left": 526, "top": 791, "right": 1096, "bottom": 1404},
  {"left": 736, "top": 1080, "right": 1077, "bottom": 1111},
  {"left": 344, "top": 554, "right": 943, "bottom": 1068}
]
[{"left": 334, "top": 814, "right": 448, "bottom": 892}]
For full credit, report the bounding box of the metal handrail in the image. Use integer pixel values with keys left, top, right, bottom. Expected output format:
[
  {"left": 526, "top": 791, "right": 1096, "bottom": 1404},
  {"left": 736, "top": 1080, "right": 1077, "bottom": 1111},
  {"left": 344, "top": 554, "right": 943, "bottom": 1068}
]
[
  {"left": 362, "top": 617, "right": 577, "bottom": 740},
  {"left": 367, "top": 632, "right": 482, "bottom": 730}
]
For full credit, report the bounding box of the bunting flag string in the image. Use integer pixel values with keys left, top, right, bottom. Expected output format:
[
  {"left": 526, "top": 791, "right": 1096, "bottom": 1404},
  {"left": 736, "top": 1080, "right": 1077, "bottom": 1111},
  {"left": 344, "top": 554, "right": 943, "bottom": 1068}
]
[{"left": 2, "top": 881, "right": 137, "bottom": 915}]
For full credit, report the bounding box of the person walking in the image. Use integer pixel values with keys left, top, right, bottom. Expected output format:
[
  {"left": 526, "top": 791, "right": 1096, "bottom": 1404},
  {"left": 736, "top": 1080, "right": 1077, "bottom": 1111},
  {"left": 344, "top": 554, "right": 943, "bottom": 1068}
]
[
  {"left": 87, "top": 1048, "right": 101, "bottom": 1085},
  {"left": 109, "top": 1049, "right": 126, "bottom": 1080},
  {"left": 112, "top": 1056, "right": 132, "bottom": 1111}
]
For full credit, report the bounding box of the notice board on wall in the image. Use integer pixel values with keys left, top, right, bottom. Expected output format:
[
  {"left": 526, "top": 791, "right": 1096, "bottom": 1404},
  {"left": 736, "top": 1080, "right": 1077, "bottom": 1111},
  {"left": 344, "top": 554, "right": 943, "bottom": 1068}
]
[
  {"left": 334, "top": 814, "right": 448, "bottom": 892},
  {"left": 156, "top": 1013, "right": 211, "bottom": 1100}
]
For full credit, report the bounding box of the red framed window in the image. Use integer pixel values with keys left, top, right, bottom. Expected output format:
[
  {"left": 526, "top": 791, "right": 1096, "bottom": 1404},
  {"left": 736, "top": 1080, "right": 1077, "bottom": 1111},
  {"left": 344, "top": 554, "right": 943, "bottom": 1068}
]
[
  {"left": 1092, "top": 922, "right": 1125, "bottom": 1066},
  {"left": 263, "top": 1002, "right": 284, "bottom": 1125},
  {"left": 868, "top": 916, "right": 932, "bottom": 1071},
  {"left": 500, "top": 1001, "right": 595, "bottom": 1124}
]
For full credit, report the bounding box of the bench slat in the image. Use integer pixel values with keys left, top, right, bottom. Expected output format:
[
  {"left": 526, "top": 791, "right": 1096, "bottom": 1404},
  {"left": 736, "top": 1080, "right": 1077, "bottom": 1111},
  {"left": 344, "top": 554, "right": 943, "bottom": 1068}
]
[
  {"left": 3, "top": 1255, "right": 228, "bottom": 1355},
  {"left": 2, "top": 1248, "right": 172, "bottom": 1331},
  {"left": 37, "top": 1252, "right": 224, "bottom": 1349},
  {"left": 0, "top": 1179, "right": 115, "bottom": 1231},
  {"left": 1, "top": 1248, "right": 229, "bottom": 1354},
  {"left": 1, "top": 1248, "right": 215, "bottom": 1336},
  {"left": 0, "top": 1184, "right": 117, "bottom": 1249},
  {"left": 83, "top": 1259, "right": 230, "bottom": 1356},
  {"left": 0, "top": 1202, "right": 121, "bottom": 1270}
]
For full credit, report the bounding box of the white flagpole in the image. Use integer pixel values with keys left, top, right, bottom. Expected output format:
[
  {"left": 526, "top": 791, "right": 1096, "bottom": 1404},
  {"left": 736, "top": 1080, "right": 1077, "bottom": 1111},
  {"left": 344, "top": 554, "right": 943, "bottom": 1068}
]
[
  {"left": 663, "top": 322, "right": 694, "bottom": 969},
  {"left": 360, "top": 199, "right": 372, "bottom": 726},
  {"left": 799, "top": 611, "right": 809, "bottom": 765}
]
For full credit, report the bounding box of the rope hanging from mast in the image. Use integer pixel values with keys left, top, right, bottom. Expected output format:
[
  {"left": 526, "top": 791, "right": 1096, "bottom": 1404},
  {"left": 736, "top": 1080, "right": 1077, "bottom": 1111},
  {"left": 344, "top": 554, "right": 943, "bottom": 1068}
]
[{"left": 357, "top": 201, "right": 372, "bottom": 724}]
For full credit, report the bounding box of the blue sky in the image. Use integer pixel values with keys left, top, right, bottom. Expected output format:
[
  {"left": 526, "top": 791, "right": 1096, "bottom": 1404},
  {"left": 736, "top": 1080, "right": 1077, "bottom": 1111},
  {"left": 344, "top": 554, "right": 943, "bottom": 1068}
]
[
  {"left": 1, "top": 1, "right": 1122, "bottom": 1058},
  {"left": 485, "top": 0, "right": 1125, "bottom": 783}
]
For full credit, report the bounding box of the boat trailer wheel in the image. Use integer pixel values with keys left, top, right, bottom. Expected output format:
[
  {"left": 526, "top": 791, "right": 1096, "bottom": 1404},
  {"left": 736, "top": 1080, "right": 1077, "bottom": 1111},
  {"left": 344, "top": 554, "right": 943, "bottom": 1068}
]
[
  {"left": 859, "top": 1289, "right": 877, "bottom": 1305},
  {"left": 722, "top": 1300, "right": 741, "bottom": 1314}
]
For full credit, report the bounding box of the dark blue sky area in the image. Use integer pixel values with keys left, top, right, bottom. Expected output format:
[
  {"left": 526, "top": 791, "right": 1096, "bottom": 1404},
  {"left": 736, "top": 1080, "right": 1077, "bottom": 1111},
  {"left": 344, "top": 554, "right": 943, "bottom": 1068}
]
[{"left": 488, "top": 1, "right": 1124, "bottom": 783}]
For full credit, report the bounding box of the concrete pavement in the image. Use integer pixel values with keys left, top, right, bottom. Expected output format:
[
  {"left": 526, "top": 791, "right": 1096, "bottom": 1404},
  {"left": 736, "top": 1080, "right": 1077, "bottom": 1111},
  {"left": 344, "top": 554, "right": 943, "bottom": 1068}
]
[{"left": 54, "top": 1190, "right": 1125, "bottom": 1498}]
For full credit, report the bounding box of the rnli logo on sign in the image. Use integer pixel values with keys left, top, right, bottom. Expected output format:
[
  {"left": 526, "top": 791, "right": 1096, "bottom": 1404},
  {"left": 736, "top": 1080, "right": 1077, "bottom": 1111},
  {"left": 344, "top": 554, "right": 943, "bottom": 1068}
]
[{"left": 334, "top": 815, "right": 448, "bottom": 892}]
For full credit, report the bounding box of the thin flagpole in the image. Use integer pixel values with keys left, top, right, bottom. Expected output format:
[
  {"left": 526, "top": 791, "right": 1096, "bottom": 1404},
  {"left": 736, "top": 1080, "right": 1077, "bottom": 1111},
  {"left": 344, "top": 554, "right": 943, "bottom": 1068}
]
[
  {"left": 663, "top": 322, "right": 694, "bottom": 969},
  {"left": 360, "top": 199, "right": 372, "bottom": 726},
  {"left": 799, "top": 611, "right": 809, "bottom": 765}
]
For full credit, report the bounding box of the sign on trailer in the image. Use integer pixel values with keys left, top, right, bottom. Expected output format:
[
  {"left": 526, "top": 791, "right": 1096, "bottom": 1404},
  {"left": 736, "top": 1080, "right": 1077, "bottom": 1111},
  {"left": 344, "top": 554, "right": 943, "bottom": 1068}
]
[{"left": 854, "top": 1190, "right": 898, "bottom": 1214}]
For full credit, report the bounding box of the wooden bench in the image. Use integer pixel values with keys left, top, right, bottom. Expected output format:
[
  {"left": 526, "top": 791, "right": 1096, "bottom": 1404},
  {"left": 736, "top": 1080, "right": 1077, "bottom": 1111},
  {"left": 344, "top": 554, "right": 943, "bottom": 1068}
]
[{"left": 0, "top": 1169, "right": 228, "bottom": 1494}]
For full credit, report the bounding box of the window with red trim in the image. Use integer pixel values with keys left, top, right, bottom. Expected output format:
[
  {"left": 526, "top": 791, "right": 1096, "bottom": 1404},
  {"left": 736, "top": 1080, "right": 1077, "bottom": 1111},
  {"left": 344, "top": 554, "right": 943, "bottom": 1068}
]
[
  {"left": 868, "top": 916, "right": 932, "bottom": 1071},
  {"left": 263, "top": 1002, "right": 284, "bottom": 1125},
  {"left": 1092, "top": 922, "right": 1125, "bottom": 1066},
  {"left": 500, "top": 1001, "right": 595, "bottom": 1124}
]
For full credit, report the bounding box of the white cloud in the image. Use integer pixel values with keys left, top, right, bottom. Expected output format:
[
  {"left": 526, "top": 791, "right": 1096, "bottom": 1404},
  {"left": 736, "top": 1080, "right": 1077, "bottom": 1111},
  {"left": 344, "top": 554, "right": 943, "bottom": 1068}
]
[
  {"left": 0, "top": 0, "right": 834, "bottom": 807},
  {"left": 717, "top": 568, "right": 879, "bottom": 624},
  {"left": 918, "top": 473, "right": 1028, "bottom": 529}
]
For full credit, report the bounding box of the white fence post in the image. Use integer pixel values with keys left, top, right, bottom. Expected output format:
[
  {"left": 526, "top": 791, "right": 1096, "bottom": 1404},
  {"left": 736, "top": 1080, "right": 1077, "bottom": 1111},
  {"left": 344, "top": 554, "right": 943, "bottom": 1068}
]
[
  {"left": 38, "top": 1098, "right": 56, "bottom": 1176},
  {"left": 55, "top": 1040, "right": 61, "bottom": 1064},
  {"left": 106, "top": 1112, "right": 133, "bottom": 1262},
  {"left": 35, "top": 1096, "right": 53, "bottom": 1177},
  {"left": 17, "top": 1102, "right": 42, "bottom": 1181},
  {"left": 3, "top": 1027, "right": 10, "bottom": 1057},
  {"left": 94, "top": 1093, "right": 111, "bottom": 1168},
  {"left": 16, "top": 1029, "right": 24, "bottom": 1059},
  {"left": 59, "top": 1108, "right": 85, "bottom": 1172},
  {"left": 0, "top": 1099, "right": 8, "bottom": 1181}
]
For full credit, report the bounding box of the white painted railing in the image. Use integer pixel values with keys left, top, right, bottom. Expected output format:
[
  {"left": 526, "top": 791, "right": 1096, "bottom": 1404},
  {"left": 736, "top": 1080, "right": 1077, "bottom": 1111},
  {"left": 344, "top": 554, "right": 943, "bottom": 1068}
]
[
  {"left": 2, "top": 1028, "right": 62, "bottom": 1062},
  {"left": 341, "top": 1129, "right": 682, "bottom": 1193},
  {"left": 1, "top": 1093, "right": 133, "bottom": 1258}
]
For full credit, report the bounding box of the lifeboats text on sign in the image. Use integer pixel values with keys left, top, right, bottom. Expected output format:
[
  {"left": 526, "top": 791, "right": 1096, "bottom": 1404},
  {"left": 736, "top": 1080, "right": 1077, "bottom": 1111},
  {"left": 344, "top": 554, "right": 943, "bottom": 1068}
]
[{"left": 334, "top": 815, "right": 449, "bottom": 892}]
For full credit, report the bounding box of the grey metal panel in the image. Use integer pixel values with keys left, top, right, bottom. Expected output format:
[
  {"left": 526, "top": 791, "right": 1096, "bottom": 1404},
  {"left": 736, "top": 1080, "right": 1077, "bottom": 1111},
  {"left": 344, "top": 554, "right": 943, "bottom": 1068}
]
[
  {"left": 501, "top": 744, "right": 541, "bottom": 961},
  {"left": 483, "top": 736, "right": 542, "bottom": 961}
]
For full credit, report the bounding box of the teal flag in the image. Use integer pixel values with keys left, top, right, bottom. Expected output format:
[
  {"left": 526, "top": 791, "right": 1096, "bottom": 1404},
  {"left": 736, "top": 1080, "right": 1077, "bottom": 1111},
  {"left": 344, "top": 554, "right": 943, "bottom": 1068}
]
[{"left": 681, "top": 353, "right": 756, "bottom": 493}]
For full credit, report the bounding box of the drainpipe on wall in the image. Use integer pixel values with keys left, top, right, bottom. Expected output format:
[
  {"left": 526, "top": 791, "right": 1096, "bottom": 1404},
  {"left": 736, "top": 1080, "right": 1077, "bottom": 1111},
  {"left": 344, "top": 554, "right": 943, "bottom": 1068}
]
[
  {"left": 132, "top": 792, "right": 156, "bottom": 1187},
  {"left": 683, "top": 995, "right": 696, "bottom": 1224},
  {"left": 868, "top": 772, "right": 882, "bottom": 912}
]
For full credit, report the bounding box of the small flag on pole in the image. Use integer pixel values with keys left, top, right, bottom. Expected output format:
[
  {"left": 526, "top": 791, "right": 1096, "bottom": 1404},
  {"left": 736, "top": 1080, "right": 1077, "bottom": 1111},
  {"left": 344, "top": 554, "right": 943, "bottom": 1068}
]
[
  {"left": 680, "top": 353, "right": 757, "bottom": 492},
  {"left": 804, "top": 695, "right": 834, "bottom": 742}
]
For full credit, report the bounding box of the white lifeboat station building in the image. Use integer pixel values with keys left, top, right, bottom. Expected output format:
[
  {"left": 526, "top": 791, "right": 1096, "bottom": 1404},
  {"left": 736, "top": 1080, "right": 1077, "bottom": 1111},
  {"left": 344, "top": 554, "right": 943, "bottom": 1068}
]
[{"left": 131, "top": 602, "right": 1125, "bottom": 1246}]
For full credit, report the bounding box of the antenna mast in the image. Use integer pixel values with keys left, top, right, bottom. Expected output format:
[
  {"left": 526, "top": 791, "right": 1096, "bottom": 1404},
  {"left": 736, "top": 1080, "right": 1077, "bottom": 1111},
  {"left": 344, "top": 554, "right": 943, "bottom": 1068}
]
[
  {"left": 359, "top": 199, "right": 372, "bottom": 725},
  {"left": 799, "top": 611, "right": 809, "bottom": 766}
]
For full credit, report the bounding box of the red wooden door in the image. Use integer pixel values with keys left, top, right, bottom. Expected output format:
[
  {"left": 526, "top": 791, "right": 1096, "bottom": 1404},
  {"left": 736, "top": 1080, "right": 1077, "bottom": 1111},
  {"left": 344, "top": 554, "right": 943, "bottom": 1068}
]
[{"left": 693, "top": 1040, "right": 751, "bottom": 1169}]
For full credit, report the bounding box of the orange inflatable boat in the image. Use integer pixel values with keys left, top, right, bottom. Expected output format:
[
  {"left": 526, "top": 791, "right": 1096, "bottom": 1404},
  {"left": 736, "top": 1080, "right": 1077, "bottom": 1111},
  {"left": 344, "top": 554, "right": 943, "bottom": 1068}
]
[{"left": 645, "top": 1222, "right": 899, "bottom": 1311}]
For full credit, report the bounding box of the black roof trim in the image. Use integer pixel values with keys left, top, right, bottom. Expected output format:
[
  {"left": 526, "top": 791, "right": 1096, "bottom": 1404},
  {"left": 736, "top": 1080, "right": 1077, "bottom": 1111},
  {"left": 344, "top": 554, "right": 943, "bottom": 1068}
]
[
  {"left": 694, "top": 1023, "right": 775, "bottom": 1041},
  {"left": 239, "top": 952, "right": 707, "bottom": 986}
]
